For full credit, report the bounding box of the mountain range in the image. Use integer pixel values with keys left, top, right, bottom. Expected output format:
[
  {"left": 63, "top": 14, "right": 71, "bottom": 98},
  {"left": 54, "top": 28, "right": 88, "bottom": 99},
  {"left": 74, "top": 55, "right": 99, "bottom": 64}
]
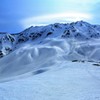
[{"left": 1, "top": 21, "right": 100, "bottom": 59}]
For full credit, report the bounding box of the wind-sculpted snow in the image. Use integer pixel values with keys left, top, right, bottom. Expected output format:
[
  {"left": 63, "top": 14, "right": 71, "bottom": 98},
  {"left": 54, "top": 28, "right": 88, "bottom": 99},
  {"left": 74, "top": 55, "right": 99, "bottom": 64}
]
[
  {"left": 0, "top": 38, "right": 100, "bottom": 81},
  {"left": 0, "top": 39, "right": 69, "bottom": 81}
]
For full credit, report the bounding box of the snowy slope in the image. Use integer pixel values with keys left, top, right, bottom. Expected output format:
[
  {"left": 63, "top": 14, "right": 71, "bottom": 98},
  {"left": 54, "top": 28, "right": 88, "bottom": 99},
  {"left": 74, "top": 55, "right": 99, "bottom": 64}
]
[
  {"left": 0, "top": 60, "right": 100, "bottom": 100},
  {"left": 0, "top": 37, "right": 100, "bottom": 80}
]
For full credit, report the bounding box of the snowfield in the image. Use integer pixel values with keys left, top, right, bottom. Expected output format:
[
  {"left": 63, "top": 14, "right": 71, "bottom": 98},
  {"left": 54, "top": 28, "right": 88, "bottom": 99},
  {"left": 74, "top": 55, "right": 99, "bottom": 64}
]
[
  {"left": 0, "top": 21, "right": 100, "bottom": 100},
  {"left": 0, "top": 61, "right": 100, "bottom": 100}
]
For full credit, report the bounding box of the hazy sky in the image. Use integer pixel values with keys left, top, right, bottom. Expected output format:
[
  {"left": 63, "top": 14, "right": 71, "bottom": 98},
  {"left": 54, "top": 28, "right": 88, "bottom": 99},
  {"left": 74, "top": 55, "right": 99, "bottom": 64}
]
[{"left": 0, "top": 0, "right": 100, "bottom": 33}]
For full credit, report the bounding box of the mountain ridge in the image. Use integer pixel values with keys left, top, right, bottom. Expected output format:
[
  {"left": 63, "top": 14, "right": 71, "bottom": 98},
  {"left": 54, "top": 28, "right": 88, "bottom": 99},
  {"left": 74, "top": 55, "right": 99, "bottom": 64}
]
[{"left": 0, "top": 21, "right": 100, "bottom": 58}]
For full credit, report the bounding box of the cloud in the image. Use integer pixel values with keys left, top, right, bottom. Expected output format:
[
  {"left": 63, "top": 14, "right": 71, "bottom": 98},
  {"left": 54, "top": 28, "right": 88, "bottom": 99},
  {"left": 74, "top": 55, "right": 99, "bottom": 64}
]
[
  {"left": 90, "top": 2, "right": 100, "bottom": 24},
  {"left": 21, "top": 12, "right": 92, "bottom": 28}
]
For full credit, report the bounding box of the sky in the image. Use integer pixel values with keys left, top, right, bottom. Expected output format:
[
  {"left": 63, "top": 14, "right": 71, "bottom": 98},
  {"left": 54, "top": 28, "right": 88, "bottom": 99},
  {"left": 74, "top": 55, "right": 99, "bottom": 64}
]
[{"left": 0, "top": 0, "right": 100, "bottom": 33}]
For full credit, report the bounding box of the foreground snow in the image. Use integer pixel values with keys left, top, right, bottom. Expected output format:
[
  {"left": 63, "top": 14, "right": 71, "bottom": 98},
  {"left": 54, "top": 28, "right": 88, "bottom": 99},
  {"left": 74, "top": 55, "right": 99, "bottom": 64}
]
[{"left": 0, "top": 61, "right": 100, "bottom": 100}]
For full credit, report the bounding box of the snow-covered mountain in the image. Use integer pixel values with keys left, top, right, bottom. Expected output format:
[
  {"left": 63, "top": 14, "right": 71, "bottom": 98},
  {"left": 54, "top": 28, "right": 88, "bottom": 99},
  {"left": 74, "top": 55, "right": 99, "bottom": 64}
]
[
  {"left": 0, "top": 21, "right": 100, "bottom": 59},
  {"left": 0, "top": 20, "right": 100, "bottom": 79},
  {"left": 0, "top": 21, "right": 100, "bottom": 100}
]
